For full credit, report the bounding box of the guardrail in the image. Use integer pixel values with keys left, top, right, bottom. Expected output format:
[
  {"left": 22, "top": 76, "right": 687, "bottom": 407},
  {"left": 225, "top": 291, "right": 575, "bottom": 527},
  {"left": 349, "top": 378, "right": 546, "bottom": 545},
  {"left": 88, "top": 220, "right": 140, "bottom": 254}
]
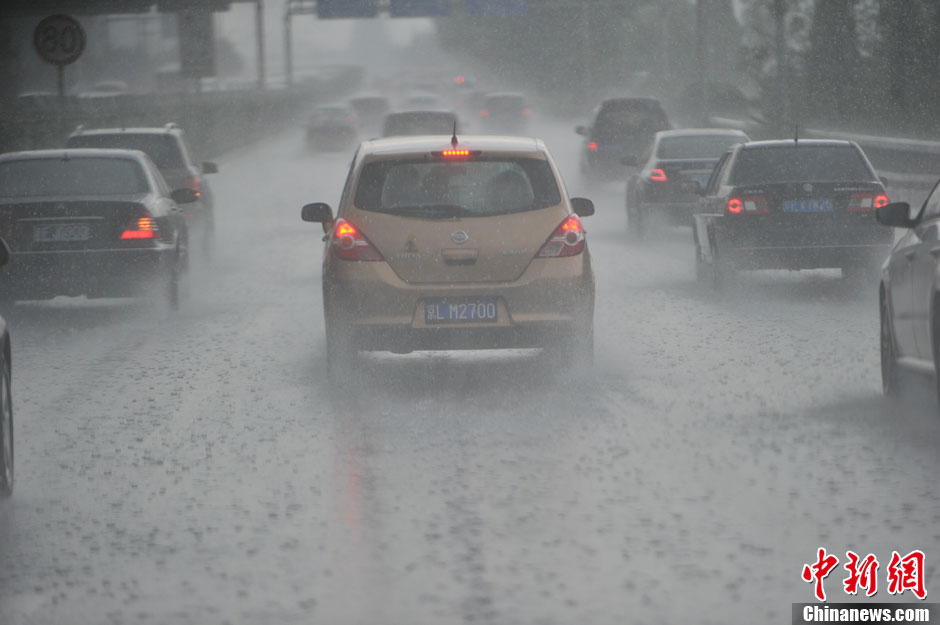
[
  {"left": 707, "top": 116, "right": 940, "bottom": 193},
  {"left": 0, "top": 66, "right": 363, "bottom": 159}
]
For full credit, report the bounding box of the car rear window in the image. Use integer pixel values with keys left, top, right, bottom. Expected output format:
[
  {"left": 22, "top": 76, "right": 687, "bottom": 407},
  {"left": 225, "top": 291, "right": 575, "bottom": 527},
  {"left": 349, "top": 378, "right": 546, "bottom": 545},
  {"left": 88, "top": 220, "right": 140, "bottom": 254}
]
[
  {"left": 657, "top": 135, "right": 745, "bottom": 160},
  {"left": 66, "top": 133, "right": 185, "bottom": 170},
  {"left": 594, "top": 104, "right": 670, "bottom": 142},
  {"left": 354, "top": 157, "right": 561, "bottom": 218},
  {"left": 730, "top": 145, "right": 874, "bottom": 185},
  {"left": 0, "top": 157, "right": 149, "bottom": 197},
  {"left": 382, "top": 113, "right": 457, "bottom": 137}
]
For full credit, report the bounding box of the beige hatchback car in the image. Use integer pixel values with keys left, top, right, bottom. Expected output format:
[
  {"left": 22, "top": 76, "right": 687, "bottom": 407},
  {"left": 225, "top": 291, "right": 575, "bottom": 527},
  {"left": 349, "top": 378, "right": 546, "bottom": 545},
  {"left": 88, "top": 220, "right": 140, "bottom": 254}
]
[{"left": 301, "top": 135, "right": 595, "bottom": 371}]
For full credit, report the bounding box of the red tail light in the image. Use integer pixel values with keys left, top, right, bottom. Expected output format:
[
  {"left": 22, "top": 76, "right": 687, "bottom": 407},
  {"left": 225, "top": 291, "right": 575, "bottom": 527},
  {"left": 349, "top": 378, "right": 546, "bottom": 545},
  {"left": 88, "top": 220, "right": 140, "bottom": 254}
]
[
  {"left": 848, "top": 192, "right": 889, "bottom": 212},
  {"left": 650, "top": 168, "right": 667, "bottom": 182},
  {"left": 538, "top": 215, "right": 585, "bottom": 258},
  {"left": 728, "top": 196, "right": 769, "bottom": 215},
  {"left": 184, "top": 175, "right": 202, "bottom": 198},
  {"left": 121, "top": 213, "right": 159, "bottom": 239},
  {"left": 587, "top": 141, "right": 598, "bottom": 152},
  {"left": 522, "top": 108, "right": 532, "bottom": 117},
  {"left": 480, "top": 109, "right": 489, "bottom": 117},
  {"left": 330, "top": 219, "right": 382, "bottom": 261}
]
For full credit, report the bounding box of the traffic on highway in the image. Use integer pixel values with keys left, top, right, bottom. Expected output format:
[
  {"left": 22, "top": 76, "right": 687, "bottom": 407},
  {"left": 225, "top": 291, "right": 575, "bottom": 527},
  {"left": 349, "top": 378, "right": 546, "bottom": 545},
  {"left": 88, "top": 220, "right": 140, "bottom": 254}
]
[{"left": 1, "top": 2, "right": 939, "bottom": 624}]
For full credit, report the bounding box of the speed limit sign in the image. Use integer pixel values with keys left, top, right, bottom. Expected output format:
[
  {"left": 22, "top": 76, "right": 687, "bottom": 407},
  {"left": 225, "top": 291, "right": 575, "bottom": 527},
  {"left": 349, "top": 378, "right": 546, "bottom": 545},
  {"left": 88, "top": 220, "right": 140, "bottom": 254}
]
[{"left": 33, "top": 14, "right": 86, "bottom": 67}]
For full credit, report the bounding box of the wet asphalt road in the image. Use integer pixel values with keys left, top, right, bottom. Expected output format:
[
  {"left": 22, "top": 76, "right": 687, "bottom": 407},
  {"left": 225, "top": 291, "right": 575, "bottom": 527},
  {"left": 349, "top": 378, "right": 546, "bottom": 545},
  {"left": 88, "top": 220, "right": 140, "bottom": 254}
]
[{"left": 1, "top": 117, "right": 938, "bottom": 625}]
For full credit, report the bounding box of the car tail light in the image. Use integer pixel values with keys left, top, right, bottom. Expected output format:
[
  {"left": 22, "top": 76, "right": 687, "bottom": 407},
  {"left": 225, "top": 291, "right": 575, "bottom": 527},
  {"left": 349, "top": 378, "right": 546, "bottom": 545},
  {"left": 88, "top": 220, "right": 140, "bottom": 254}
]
[
  {"left": 588, "top": 141, "right": 598, "bottom": 152},
  {"left": 538, "top": 215, "right": 585, "bottom": 258},
  {"left": 121, "top": 213, "right": 159, "bottom": 239},
  {"left": 184, "top": 175, "right": 202, "bottom": 199},
  {"left": 330, "top": 219, "right": 382, "bottom": 261},
  {"left": 522, "top": 108, "right": 532, "bottom": 117},
  {"left": 728, "top": 196, "right": 769, "bottom": 215},
  {"left": 650, "top": 168, "right": 667, "bottom": 182},
  {"left": 480, "top": 109, "right": 489, "bottom": 117},
  {"left": 847, "top": 192, "right": 889, "bottom": 212}
]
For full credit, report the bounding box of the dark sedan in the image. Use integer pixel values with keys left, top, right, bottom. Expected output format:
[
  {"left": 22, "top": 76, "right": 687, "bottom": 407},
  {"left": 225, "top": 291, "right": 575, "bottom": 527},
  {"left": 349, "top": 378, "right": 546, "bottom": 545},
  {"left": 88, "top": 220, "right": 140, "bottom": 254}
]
[
  {"left": 577, "top": 97, "right": 671, "bottom": 182},
  {"left": 692, "top": 139, "right": 891, "bottom": 286},
  {"left": 0, "top": 149, "right": 193, "bottom": 308},
  {"left": 625, "top": 128, "right": 749, "bottom": 238},
  {"left": 877, "top": 180, "right": 940, "bottom": 404}
]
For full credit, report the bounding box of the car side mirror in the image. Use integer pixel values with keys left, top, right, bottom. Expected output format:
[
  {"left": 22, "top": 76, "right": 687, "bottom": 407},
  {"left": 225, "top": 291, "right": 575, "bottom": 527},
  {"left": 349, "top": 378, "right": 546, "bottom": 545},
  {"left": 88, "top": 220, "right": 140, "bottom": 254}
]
[
  {"left": 876, "top": 201, "right": 915, "bottom": 228},
  {"left": 0, "top": 238, "right": 10, "bottom": 267},
  {"left": 302, "top": 202, "right": 334, "bottom": 233},
  {"left": 171, "top": 188, "right": 198, "bottom": 204},
  {"left": 575, "top": 125, "right": 589, "bottom": 137},
  {"left": 620, "top": 155, "right": 638, "bottom": 167},
  {"left": 570, "top": 197, "right": 595, "bottom": 217},
  {"left": 202, "top": 161, "right": 218, "bottom": 174}
]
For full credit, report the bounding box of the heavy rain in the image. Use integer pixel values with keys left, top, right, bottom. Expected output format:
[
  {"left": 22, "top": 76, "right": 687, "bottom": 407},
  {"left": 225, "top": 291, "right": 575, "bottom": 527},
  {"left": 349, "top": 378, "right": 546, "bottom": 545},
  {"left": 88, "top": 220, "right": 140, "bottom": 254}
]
[{"left": 0, "top": 1, "right": 939, "bottom": 624}]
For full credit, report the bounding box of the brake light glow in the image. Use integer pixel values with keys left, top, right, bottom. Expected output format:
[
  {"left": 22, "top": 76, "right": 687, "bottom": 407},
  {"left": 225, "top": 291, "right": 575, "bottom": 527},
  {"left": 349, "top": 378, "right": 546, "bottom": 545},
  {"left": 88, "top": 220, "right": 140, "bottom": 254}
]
[
  {"left": 847, "top": 192, "right": 890, "bottom": 212},
  {"left": 588, "top": 141, "right": 598, "bottom": 152},
  {"left": 331, "top": 218, "right": 382, "bottom": 261},
  {"left": 480, "top": 109, "right": 489, "bottom": 117},
  {"left": 522, "top": 108, "right": 532, "bottom": 117},
  {"left": 728, "top": 196, "right": 769, "bottom": 214},
  {"left": 441, "top": 149, "right": 471, "bottom": 157},
  {"left": 120, "top": 214, "right": 159, "bottom": 239},
  {"left": 650, "top": 168, "right": 667, "bottom": 182},
  {"left": 184, "top": 175, "right": 202, "bottom": 198},
  {"left": 538, "top": 215, "right": 585, "bottom": 258}
]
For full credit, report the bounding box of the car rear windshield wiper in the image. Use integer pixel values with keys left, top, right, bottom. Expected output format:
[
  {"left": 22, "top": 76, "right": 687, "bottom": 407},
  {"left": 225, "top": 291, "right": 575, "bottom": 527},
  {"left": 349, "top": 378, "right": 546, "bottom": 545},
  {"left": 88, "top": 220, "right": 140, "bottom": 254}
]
[{"left": 383, "top": 204, "right": 468, "bottom": 219}]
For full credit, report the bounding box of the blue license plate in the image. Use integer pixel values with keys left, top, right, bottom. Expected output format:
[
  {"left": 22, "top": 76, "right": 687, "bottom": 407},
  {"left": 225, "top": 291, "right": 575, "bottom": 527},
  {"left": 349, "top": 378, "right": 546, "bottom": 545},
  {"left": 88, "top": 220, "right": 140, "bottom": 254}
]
[
  {"left": 424, "top": 298, "right": 498, "bottom": 324},
  {"left": 783, "top": 198, "right": 833, "bottom": 212}
]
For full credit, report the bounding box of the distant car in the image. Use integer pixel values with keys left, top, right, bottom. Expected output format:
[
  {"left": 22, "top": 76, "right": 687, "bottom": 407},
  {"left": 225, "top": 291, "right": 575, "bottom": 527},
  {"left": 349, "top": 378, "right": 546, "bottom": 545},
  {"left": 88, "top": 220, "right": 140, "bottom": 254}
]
[
  {"left": 0, "top": 238, "right": 12, "bottom": 498},
  {"left": 577, "top": 97, "right": 672, "bottom": 181},
  {"left": 399, "top": 92, "right": 445, "bottom": 112},
  {"left": 478, "top": 92, "right": 531, "bottom": 134},
  {"left": 877, "top": 178, "right": 940, "bottom": 403},
  {"left": 78, "top": 80, "right": 129, "bottom": 98},
  {"left": 305, "top": 106, "right": 359, "bottom": 151},
  {"left": 348, "top": 94, "right": 391, "bottom": 135},
  {"left": 66, "top": 125, "right": 218, "bottom": 254},
  {"left": 300, "top": 135, "right": 596, "bottom": 374},
  {"left": 692, "top": 139, "right": 891, "bottom": 286},
  {"left": 381, "top": 111, "right": 459, "bottom": 137},
  {"left": 625, "top": 128, "right": 749, "bottom": 237},
  {"left": 0, "top": 149, "right": 194, "bottom": 308}
]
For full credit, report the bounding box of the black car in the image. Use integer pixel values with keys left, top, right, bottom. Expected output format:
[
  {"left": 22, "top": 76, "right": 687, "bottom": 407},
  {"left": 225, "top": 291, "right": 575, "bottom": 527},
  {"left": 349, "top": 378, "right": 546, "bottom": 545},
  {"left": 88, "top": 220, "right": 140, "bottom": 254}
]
[
  {"left": 66, "top": 125, "right": 218, "bottom": 254},
  {"left": 0, "top": 149, "right": 194, "bottom": 308},
  {"left": 0, "top": 238, "right": 11, "bottom": 498},
  {"left": 305, "top": 106, "right": 359, "bottom": 151},
  {"left": 478, "top": 92, "right": 530, "bottom": 134},
  {"left": 877, "top": 180, "right": 940, "bottom": 403},
  {"left": 381, "top": 110, "right": 459, "bottom": 137},
  {"left": 692, "top": 139, "right": 891, "bottom": 286},
  {"left": 577, "top": 97, "right": 671, "bottom": 181},
  {"left": 625, "top": 128, "right": 749, "bottom": 237}
]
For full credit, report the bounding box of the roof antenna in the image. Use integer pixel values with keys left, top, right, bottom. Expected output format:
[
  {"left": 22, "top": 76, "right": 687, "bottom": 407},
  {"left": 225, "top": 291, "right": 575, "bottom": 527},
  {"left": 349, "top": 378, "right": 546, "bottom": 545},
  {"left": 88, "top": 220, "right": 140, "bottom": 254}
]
[
  {"left": 794, "top": 124, "right": 799, "bottom": 145},
  {"left": 450, "top": 122, "right": 458, "bottom": 149}
]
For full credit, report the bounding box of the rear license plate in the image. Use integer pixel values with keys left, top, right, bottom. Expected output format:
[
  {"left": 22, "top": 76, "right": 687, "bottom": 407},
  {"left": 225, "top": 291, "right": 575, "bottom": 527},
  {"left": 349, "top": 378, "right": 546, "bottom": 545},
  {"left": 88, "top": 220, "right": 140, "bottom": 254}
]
[
  {"left": 783, "top": 198, "right": 833, "bottom": 213},
  {"left": 424, "top": 298, "right": 498, "bottom": 324},
  {"left": 33, "top": 223, "right": 91, "bottom": 242}
]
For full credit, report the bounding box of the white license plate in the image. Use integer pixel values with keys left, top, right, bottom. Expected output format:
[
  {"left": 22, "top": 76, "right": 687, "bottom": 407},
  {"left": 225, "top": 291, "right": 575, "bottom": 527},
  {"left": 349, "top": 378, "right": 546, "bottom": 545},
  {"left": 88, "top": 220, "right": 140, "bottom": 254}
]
[
  {"left": 33, "top": 223, "right": 91, "bottom": 242},
  {"left": 783, "top": 198, "right": 833, "bottom": 213},
  {"left": 425, "top": 298, "right": 498, "bottom": 324}
]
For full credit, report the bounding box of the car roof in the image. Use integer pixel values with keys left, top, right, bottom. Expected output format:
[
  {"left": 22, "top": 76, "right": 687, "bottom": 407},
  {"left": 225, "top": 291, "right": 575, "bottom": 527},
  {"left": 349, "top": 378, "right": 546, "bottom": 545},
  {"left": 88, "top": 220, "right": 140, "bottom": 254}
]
[
  {"left": 656, "top": 128, "right": 748, "bottom": 139},
  {"left": 361, "top": 135, "right": 544, "bottom": 157},
  {"left": 601, "top": 96, "right": 663, "bottom": 106},
  {"left": 484, "top": 92, "right": 525, "bottom": 100},
  {"left": 385, "top": 110, "right": 455, "bottom": 118},
  {"left": 0, "top": 148, "right": 151, "bottom": 163},
  {"left": 740, "top": 139, "right": 855, "bottom": 150}
]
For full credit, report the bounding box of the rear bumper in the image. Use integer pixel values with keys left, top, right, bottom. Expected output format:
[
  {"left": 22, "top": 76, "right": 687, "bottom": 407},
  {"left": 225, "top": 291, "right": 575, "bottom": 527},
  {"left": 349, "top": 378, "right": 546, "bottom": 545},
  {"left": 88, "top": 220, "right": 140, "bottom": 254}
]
[
  {"left": 323, "top": 254, "right": 595, "bottom": 351},
  {"left": 0, "top": 246, "right": 177, "bottom": 300},
  {"left": 641, "top": 201, "right": 697, "bottom": 224},
  {"left": 695, "top": 213, "right": 893, "bottom": 270}
]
